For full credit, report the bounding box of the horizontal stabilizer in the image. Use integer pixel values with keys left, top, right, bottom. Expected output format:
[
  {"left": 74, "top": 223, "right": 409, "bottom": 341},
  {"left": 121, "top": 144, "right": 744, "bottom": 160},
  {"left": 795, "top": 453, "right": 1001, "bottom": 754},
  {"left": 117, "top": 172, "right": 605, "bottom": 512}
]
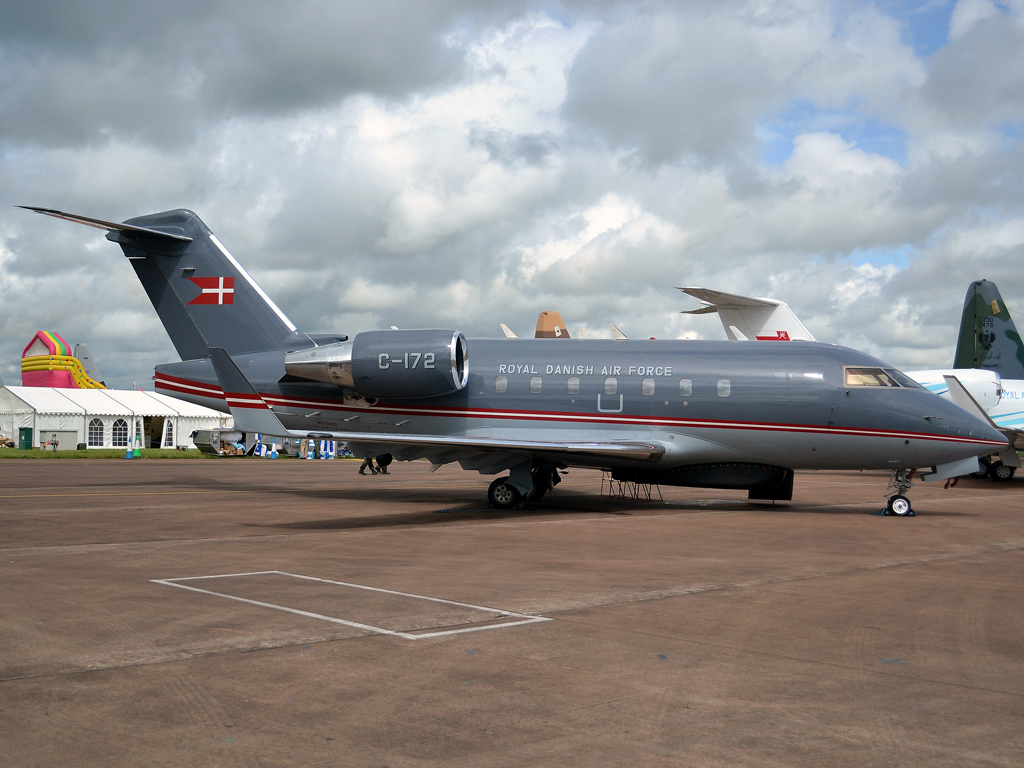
[
  {"left": 678, "top": 287, "right": 779, "bottom": 309},
  {"left": 678, "top": 286, "right": 816, "bottom": 342},
  {"left": 17, "top": 206, "right": 193, "bottom": 243},
  {"left": 21, "top": 206, "right": 309, "bottom": 359}
]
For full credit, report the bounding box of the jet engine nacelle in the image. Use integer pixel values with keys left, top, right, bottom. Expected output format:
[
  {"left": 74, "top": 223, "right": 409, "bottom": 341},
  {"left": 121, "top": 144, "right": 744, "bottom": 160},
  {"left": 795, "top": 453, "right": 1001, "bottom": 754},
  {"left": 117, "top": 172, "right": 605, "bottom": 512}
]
[{"left": 284, "top": 329, "right": 469, "bottom": 399}]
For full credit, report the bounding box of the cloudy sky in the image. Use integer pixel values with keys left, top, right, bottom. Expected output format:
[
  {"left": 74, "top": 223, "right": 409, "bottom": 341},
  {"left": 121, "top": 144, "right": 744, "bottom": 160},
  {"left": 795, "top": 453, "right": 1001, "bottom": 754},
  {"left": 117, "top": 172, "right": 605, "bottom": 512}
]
[{"left": 2, "top": 0, "right": 1022, "bottom": 388}]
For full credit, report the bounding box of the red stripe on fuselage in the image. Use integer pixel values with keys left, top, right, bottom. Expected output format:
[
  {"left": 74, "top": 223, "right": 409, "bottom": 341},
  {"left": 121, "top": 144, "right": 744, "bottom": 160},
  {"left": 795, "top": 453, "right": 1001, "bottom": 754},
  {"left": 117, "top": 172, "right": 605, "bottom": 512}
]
[
  {"left": 153, "top": 373, "right": 1006, "bottom": 447},
  {"left": 155, "top": 372, "right": 225, "bottom": 399}
]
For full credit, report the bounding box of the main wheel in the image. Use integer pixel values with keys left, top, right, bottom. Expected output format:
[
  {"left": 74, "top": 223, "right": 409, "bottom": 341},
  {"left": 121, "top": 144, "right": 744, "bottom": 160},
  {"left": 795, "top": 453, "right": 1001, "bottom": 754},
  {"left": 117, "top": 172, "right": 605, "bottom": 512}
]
[
  {"left": 993, "top": 462, "right": 1016, "bottom": 481},
  {"left": 887, "top": 494, "right": 912, "bottom": 516},
  {"left": 488, "top": 477, "right": 522, "bottom": 510},
  {"left": 972, "top": 458, "right": 991, "bottom": 479}
]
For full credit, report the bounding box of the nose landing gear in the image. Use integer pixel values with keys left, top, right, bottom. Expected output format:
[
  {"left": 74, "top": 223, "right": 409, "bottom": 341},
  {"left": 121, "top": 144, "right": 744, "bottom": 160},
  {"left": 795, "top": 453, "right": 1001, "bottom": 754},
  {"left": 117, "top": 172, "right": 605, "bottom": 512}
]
[{"left": 874, "top": 469, "right": 916, "bottom": 516}]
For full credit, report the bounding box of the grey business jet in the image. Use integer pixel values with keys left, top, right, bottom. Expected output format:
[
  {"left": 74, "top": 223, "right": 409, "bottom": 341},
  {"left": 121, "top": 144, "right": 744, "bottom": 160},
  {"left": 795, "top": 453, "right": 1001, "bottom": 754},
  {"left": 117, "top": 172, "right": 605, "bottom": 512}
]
[{"left": 21, "top": 207, "right": 1007, "bottom": 515}]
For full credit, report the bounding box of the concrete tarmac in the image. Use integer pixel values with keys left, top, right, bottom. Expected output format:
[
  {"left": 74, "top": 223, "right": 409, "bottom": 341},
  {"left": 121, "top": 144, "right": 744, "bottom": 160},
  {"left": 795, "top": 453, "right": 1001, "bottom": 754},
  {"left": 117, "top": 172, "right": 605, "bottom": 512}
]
[{"left": 1, "top": 458, "right": 1022, "bottom": 767}]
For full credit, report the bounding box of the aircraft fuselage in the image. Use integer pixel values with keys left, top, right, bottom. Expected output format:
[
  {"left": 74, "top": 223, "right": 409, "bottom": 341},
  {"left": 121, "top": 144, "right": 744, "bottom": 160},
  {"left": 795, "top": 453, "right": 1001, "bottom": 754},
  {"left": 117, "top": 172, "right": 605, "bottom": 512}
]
[{"left": 155, "top": 338, "right": 1003, "bottom": 473}]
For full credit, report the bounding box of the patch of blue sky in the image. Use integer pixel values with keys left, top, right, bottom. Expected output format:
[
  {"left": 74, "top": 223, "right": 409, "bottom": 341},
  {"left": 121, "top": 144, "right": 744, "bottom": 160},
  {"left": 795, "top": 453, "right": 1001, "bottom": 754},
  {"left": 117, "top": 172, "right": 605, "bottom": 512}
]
[
  {"left": 538, "top": 3, "right": 574, "bottom": 26},
  {"left": 875, "top": 0, "right": 955, "bottom": 57},
  {"left": 848, "top": 244, "right": 913, "bottom": 268},
  {"left": 758, "top": 99, "right": 909, "bottom": 166},
  {"left": 807, "top": 244, "right": 912, "bottom": 269},
  {"left": 996, "top": 122, "right": 1024, "bottom": 150}
]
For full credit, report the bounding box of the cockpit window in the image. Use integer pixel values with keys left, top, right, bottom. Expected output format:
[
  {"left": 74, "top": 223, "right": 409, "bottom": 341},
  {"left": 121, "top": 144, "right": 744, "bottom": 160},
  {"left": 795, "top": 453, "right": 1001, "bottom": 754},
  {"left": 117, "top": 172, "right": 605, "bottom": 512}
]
[
  {"left": 884, "top": 369, "right": 925, "bottom": 389},
  {"left": 844, "top": 367, "right": 920, "bottom": 388}
]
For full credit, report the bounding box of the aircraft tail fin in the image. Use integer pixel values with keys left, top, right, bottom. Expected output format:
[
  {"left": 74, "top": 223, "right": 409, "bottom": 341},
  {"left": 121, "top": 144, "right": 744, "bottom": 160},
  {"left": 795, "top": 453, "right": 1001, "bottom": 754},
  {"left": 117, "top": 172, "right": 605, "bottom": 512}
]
[
  {"left": 535, "top": 311, "right": 571, "bottom": 339},
  {"left": 678, "top": 287, "right": 816, "bottom": 342},
  {"left": 20, "top": 207, "right": 309, "bottom": 360},
  {"left": 953, "top": 280, "right": 1024, "bottom": 378}
]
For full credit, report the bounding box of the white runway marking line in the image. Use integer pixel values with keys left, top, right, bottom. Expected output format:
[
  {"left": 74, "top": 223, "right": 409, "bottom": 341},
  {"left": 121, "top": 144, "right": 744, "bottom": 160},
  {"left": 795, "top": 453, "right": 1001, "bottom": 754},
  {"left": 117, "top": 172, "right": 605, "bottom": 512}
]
[{"left": 150, "top": 570, "right": 550, "bottom": 640}]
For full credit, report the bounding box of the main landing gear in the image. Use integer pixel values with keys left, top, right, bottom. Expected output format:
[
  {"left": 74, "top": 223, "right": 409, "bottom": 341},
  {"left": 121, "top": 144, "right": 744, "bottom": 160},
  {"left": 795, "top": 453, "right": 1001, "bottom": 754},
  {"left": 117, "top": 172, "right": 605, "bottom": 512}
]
[
  {"left": 874, "top": 468, "right": 916, "bottom": 517},
  {"left": 487, "top": 477, "right": 521, "bottom": 509},
  {"left": 486, "top": 462, "right": 564, "bottom": 510},
  {"left": 972, "top": 457, "right": 1017, "bottom": 482}
]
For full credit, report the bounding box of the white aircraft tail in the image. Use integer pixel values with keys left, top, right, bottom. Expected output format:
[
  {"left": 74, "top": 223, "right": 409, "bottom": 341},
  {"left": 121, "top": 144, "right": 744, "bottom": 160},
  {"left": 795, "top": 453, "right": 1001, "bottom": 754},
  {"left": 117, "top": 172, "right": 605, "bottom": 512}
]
[{"left": 678, "top": 288, "right": 815, "bottom": 341}]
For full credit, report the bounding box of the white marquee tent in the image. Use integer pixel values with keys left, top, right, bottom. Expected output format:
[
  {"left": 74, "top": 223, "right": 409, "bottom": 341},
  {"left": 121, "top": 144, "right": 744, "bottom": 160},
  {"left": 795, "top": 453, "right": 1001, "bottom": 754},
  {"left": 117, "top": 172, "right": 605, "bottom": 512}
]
[{"left": 0, "top": 386, "right": 232, "bottom": 449}]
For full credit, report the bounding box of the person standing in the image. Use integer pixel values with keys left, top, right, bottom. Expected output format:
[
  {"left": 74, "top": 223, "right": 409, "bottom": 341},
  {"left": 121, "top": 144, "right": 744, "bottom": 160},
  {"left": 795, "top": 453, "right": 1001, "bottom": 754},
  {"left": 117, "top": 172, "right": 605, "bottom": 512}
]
[{"left": 359, "top": 456, "right": 378, "bottom": 475}]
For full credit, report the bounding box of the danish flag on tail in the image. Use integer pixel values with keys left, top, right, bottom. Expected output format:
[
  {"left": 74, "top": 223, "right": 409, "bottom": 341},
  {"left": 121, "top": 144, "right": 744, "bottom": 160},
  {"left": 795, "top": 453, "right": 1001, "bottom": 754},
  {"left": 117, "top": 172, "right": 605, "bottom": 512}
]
[{"left": 187, "top": 276, "right": 235, "bottom": 305}]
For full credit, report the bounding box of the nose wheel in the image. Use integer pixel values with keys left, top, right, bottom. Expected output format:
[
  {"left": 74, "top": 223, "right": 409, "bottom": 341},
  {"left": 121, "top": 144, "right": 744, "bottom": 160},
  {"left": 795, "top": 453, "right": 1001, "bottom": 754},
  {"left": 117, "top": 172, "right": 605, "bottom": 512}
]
[
  {"left": 886, "top": 494, "right": 913, "bottom": 516},
  {"left": 874, "top": 469, "right": 916, "bottom": 516}
]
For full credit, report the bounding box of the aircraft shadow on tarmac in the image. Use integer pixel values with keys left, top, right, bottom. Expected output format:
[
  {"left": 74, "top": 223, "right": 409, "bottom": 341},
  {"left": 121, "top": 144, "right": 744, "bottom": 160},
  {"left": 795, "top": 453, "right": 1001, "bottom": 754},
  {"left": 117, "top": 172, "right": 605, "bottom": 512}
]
[
  {"left": 153, "top": 470, "right": 985, "bottom": 525},
  {"left": 236, "top": 492, "right": 980, "bottom": 532},
  {"left": 243, "top": 493, "right": 649, "bottom": 532}
]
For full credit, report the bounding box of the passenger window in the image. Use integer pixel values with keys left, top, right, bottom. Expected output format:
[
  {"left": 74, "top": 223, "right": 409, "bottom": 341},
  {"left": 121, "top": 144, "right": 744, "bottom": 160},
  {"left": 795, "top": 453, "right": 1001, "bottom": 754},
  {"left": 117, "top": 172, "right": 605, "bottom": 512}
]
[
  {"left": 567, "top": 376, "right": 580, "bottom": 394},
  {"left": 494, "top": 375, "right": 507, "bottom": 393},
  {"left": 530, "top": 376, "right": 542, "bottom": 393},
  {"left": 642, "top": 378, "right": 655, "bottom": 395},
  {"left": 679, "top": 378, "right": 692, "bottom": 396},
  {"left": 717, "top": 379, "right": 731, "bottom": 397},
  {"left": 604, "top": 377, "right": 617, "bottom": 395},
  {"left": 845, "top": 367, "right": 901, "bottom": 387}
]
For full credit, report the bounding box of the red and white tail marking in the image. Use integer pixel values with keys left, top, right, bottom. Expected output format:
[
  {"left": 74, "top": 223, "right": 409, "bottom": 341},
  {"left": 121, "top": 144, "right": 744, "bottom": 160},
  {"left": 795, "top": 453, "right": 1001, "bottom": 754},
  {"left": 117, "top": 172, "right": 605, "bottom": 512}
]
[{"left": 187, "top": 276, "right": 235, "bottom": 305}]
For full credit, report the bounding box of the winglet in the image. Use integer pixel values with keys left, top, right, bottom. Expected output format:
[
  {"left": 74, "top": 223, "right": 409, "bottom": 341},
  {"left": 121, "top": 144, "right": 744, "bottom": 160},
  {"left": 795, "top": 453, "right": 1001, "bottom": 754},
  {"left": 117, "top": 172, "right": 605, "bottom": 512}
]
[
  {"left": 208, "top": 348, "right": 289, "bottom": 435},
  {"left": 943, "top": 374, "right": 1020, "bottom": 467},
  {"left": 943, "top": 375, "right": 1001, "bottom": 430}
]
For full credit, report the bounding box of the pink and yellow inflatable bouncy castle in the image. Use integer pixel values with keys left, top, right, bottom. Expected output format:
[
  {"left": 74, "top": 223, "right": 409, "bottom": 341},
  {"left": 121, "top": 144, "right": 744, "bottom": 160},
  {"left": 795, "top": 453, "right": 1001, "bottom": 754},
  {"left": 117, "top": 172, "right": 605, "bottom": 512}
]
[{"left": 21, "top": 331, "right": 106, "bottom": 389}]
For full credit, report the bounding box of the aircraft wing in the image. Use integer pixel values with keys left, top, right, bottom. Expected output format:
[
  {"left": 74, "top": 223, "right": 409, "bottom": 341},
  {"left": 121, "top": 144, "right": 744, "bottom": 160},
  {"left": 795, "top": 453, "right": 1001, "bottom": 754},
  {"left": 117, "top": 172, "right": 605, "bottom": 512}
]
[
  {"left": 207, "top": 348, "right": 666, "bottom": 468},
  {"left": 943, "top": 375, "right": 1022, "bottom": 465}
]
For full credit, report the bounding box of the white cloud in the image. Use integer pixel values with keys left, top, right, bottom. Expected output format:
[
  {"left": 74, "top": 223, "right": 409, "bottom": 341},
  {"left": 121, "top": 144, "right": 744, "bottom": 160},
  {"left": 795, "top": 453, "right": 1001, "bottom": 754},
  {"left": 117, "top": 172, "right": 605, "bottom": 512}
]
[
  {"left": 948, "top": 0, "right": 1001, "bottom": 40},
  {"left": 516, "top": 194, "right": 686, "bottom": 278},
  {"left": 832, "top": 263, "right": 900, "bottom": 308}
]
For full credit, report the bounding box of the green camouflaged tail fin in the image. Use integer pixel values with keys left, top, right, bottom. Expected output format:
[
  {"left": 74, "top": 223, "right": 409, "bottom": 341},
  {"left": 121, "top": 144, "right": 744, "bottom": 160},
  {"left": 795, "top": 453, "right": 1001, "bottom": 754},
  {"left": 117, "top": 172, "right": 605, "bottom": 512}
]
[{"left": 953, "top": 280, "right": 1024, "bottom": 378}]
